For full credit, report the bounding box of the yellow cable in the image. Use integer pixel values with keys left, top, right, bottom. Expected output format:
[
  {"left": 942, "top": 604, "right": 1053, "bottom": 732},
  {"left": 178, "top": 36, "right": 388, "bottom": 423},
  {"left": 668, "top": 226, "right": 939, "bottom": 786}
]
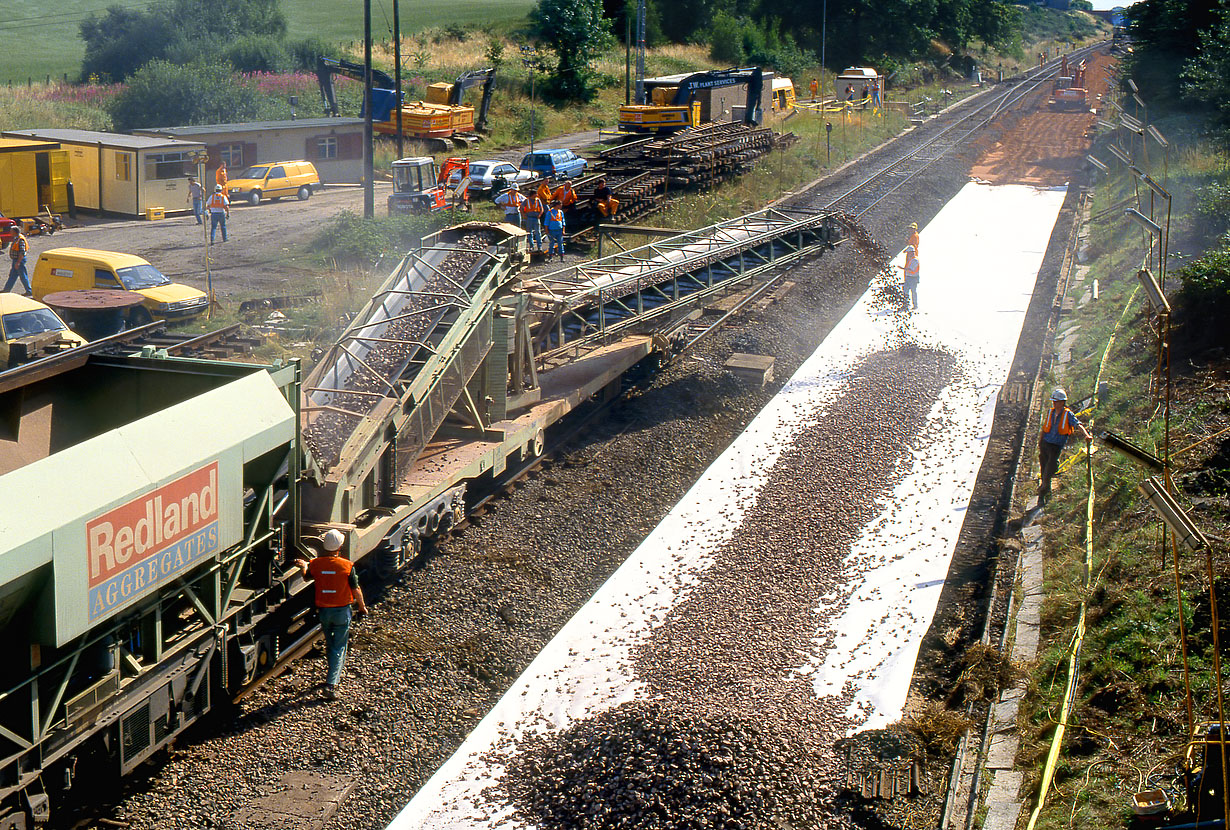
[{"left": 1026, "top": 285, "right": 1141, "bottom": 829}]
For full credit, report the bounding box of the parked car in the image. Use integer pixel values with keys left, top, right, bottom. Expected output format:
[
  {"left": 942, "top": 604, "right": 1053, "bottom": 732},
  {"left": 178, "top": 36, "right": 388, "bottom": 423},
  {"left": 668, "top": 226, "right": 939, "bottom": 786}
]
[
  {"left": 468, "top": 160, "right": 536, "bottom": 196},
  {"left": 519, "top": 148, "right": 588, "bottom": 180},
  {"left": 0, "top": 293, "right": 86, "bottom": 367},
  {"left": 32, "top": 248, "right": 208, "bottom": 323},
  {"left": 0, "top": 214, "right": 18, "bottom": 244},
  {"left": 227, "top": 160, "right": 322, "bottom": 206}
]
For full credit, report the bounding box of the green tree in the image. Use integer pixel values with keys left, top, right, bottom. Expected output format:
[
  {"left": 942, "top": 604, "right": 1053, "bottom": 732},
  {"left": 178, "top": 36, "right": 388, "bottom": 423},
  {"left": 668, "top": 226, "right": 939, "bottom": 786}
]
[
  {"left": 530, "top": 0, "right": 616, "bottom": 101},
  {"left": 80, "top": 0, "right": 288, "bottom": 82},
  {"left": 80, "top": 5, "right": 176, "bottom": 82},
  {"left": 109, "top": 60, "right": 264, "bottom": 130},
  {"left": 1181, "top": 3, "right": 1230, "bottom": 132}
]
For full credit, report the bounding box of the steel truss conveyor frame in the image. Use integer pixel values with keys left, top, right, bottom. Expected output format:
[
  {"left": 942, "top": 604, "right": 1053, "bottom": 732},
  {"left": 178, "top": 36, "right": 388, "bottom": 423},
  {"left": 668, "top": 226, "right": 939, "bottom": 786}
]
[
  {"left": 300, "top": 223, "right": 524, "bottom": 528},
  {"left": 525, "top": 206, "right": 840, "bottom": 367}
]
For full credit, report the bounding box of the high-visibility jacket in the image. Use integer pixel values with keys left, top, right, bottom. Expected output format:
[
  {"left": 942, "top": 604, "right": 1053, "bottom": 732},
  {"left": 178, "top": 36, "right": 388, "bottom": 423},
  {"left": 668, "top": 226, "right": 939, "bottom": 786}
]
[
  {"left": 809, "top": 79, "right": 818, "bottom": 96},
  {"left": 553, "top": 183, "right": 577, "bottom": 208},
  {"left": 536, "top": 181, "right": 554, "bottom": 203},
  {"left": 908, "top": 230, "right": 920, "bottom": 252},
  {"left": 206, "top": 192, "right": 229, "bottom": 212},
  {"left": 494, "top": 189, "right": 524, "bottom": 212},
  {"left": 544, "top": 207, "right": 565, "bottom": 231},
  {"left": 215, "top": 167, "right": 227, "bottom": 188},
  {"left": 520, "top": 195, "right": 544, "bottom": 219},
  {"left": 308, "top": 554, "right": 357, "bottom": 608},
  {"left": 1042, "top": 406, "right": 1076, "bottom": 437},
  {"left": 9, "top": 233, "right": 27, "bottom": 262},
  {"left": 903, "top": 255, "right": 919, "bottom": 280}
]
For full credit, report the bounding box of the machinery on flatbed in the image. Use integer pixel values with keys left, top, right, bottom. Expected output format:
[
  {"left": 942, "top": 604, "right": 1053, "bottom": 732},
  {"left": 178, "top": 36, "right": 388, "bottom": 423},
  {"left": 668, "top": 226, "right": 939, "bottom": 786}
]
[
  {"left": 1048, "top": 55, "right": 1088, "bottom": 111},
  {"left": 619, "top": 68, "right": 765, "bottom": 134},
  {"left": 316, "top": 58, "right": 496, "bottom": 151},
  {"left": 0, "top": 211, "right": 841, "bottom": 827}
]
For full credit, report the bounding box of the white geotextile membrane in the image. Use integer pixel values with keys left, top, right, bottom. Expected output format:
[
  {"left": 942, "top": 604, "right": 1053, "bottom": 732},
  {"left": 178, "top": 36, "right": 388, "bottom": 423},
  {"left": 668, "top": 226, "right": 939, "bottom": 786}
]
[{"left": 389, "top": 180, "right": 1068, "bottom": 829}]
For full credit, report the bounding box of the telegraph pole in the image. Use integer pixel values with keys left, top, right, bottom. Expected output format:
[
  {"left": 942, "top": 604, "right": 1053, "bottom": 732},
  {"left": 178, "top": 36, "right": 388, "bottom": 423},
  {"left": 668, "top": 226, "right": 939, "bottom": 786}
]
[
  {"left": 363, "top": 0, "right": 374, "bottom": 218},
  {"left": 393, "top": 0, "right": 404, "bottom": 160}
]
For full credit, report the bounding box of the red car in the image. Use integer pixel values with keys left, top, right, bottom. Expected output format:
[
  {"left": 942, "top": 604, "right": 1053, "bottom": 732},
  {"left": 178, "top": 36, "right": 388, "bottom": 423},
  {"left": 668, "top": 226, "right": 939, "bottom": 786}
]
[{"left": 0, "top": 215, "right": 17, "bottom": 245}]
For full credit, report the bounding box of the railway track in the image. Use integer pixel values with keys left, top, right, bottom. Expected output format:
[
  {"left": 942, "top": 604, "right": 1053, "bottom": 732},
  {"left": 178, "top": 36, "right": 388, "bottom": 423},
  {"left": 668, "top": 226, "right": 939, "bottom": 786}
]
[{"left": 802, "top": 44, "right": 1102, "bottom": 220}]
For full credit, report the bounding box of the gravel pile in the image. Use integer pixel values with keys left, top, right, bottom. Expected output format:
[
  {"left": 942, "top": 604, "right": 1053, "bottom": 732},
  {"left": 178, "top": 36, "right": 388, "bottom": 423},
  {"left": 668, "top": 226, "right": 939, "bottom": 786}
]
[
  {"left": 78, "top": 113, "right": 986, "bottom": 830},
  {"left": 305, "top": 230, "right": 496, "bottom": 469},
  {"left": 488, "top": 344, "right": 956, "bottom": 829},
  {"left": 499, "top": 701, "right": 828, "bottom": 830}
]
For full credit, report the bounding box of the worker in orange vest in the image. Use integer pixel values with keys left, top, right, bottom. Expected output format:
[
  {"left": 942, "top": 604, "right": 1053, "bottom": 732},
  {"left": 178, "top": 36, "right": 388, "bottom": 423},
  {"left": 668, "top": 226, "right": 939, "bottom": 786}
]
[
  {"left": 809, "top": 77, "right": 819, "bottom": 101},
  {"left": 206, "top": 185, "right": 230, "bottom": 243},
  {"left": 536, "top": 175, "right": 555, "bottom": 204},
  {"left": 1037, "top": 388, "right": 1092, "bottom": 502},
  {"left": 294, "top": 529, "right": 368, "bottom": 700},
  {"left": 544, "top": 199, "right": 567, "bottom": 261},
  {"left": 494, "top": 184, "right": 525, "bottom": 228},
  {"left": 553, "top": 179, "right": 578, "bottom": 210},
  {"left": 898, "top": 244, "right": 919, "bottom": 310},
  {"left": 521, "top": 190, "right": 546, "bottom": 251},
  {"left": 907, "top": 222, "right": 920, "bottom": 254},
  {"left": 215, "top": 164, "right": 228, "bottom": 190}
]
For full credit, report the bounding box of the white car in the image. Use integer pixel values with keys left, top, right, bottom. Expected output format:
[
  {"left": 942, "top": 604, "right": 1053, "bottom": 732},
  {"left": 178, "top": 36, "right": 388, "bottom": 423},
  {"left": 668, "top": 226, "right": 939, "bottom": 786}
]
[{"left": 468, "top": 160, "right": 536, "bottom": 197}]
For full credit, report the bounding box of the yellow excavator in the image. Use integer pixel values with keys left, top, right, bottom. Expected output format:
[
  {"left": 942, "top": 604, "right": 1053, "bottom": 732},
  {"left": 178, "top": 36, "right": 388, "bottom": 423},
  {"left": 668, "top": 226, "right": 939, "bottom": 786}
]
[{"left": 316, "top": 57, "right": 496, "bottom": 151}]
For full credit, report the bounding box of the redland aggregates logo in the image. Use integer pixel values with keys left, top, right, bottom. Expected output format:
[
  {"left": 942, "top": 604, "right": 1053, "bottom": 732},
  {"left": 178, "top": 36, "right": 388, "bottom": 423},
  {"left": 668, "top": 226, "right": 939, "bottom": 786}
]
[{"left": 86, "top": 463, "right": 221, "bottom": 621}]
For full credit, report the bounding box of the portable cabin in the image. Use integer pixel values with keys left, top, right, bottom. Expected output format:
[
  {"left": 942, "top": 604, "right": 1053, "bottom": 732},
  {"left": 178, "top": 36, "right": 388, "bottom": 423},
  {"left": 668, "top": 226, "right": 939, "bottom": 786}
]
[
  {"left": 134, "top": 118, "right": 366, "bottom": 184},
  {"left": 837, "top": 67, "right": 883, "bottom": 100},
  {"left": 2, "top": 130, "right": 206, "bottom": 218},
  {"left": 0, "top": 137, "right": 70, "bottom": 217}
]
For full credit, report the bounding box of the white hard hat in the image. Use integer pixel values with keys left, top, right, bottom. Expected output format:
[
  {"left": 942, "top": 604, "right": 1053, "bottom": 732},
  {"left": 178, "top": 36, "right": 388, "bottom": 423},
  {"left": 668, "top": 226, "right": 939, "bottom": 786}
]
[
  {"left": 904, "top": 245, "right": 915, "bottom": 253},
  {"left": 215, "top": 184, "right": 223, "bottom": 192},
  {"left": 322, "top": 529, "right": 345, "bottom": 551},
  {"left": 1051, "top": 388, "right": 1067, "bottom": 401}
]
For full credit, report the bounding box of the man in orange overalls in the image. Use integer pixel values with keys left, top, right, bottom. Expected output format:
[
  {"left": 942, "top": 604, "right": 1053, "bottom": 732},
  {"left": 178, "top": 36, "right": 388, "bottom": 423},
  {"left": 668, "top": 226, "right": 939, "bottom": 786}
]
[{"left": 295, "top": 529, "right": 368, "bottom": 700}]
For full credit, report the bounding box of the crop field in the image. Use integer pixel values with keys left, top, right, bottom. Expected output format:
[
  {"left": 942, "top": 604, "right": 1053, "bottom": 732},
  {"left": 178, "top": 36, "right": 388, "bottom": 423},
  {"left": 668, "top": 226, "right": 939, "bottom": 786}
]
[{"left": 0, "top": 0, "right": 534, "bottom": 85}]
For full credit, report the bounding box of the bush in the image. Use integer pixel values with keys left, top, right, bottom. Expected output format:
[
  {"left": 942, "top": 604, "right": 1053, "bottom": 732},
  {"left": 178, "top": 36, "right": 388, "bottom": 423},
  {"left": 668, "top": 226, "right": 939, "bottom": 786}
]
[
  {"left": 512, "top": 107, "right": 547, "bottom": 143},
  {"left": 108, "top": 60, "right": 264, "bottom": 130},
  {"left": 223, "top": 35, "right": 293, "bottom": 73},
  {"left": 287, "top": 37, "right": 332, "bottom": 72},
  {"left": 1178, "top": 247, "right": 1230, "bottom": 311}
]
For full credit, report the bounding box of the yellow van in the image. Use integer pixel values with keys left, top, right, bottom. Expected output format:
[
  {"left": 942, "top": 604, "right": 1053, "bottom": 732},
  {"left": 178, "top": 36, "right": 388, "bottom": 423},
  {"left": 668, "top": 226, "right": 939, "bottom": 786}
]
[
  {"left": 0, "top": 293, "right": 86, "bottom": 366},
  {"left": 771, "top": 77, "right": 797, "bottom": 112},
  {"left": 31, "top": 248, "right": 208, "bottom": 323},
  {"left": 227, "top": 160, "right": 321, "bottom": 206}
]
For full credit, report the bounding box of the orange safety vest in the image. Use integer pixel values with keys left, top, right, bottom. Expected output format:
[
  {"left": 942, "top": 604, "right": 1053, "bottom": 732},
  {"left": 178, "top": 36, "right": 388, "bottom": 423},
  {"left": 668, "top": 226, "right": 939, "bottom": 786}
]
[
  {"left": 308, "top": 554, "right": 355, "bottom": 608},
  {"left": 908, "top": 230, "right": 920, "bottom": 252},
  {"left": 206, "top": 192, "right": 228, "bottom": 212},
  {"left": 1042, "top": 406, "right": 1075, "bottom": 436},
  {"left": 494, "top": 189, "right": 524, "bottom": 211},
  {"left": 10, "top": 233, "right": 27, "bottom": 261},
  {"left": 520, "top": 195, "right": 544, "bottom": 218},
  {"left": 553, "top": 184, "right": 577, "bottom": 207},
  {"left": 536, "top": 181, "right": 554, "bottom": 202},
  {"left": 215, "top": 167, "right": 227, "bottom": 187},
  {"left": 904, "top": 256, "right": 919, "bottom": 280}
]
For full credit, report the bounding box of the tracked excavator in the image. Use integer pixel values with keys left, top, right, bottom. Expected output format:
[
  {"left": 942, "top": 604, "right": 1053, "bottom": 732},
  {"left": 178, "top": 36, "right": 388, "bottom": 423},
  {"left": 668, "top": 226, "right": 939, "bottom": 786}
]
[
  {"left": 316, "top": 57, "right": 496, "bottom": 151},
  {"left": 618, "top": 67, "right": 764, "bottom": 134}
]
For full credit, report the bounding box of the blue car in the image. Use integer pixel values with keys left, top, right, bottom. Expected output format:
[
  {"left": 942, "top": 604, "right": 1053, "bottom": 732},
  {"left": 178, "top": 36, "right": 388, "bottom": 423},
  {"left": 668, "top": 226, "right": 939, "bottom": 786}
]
[{"left": 519, "top": 148, "right": 588, "bottom": 180}]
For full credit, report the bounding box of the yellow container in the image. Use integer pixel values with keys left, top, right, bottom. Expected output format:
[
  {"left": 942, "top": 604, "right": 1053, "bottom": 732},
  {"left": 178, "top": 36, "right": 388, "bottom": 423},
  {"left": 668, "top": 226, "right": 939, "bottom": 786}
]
[{"left": 145, "top": 206, "right": 165, "bottom": 221}]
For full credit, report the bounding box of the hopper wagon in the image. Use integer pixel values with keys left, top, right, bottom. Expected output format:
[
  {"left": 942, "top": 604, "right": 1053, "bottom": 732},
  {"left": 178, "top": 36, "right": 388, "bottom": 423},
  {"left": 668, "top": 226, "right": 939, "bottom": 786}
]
[{"left": 0, "top": 214, "right": 841, "bottom": 826}]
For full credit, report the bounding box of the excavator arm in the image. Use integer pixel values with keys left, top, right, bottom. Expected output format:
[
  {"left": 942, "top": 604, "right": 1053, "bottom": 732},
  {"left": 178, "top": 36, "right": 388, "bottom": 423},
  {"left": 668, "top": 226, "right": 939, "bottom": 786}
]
[
  {"left": 447, "top": 68, "right": 497, "bottom": 132},
  {"left": 316, "top": 56, "right": 397, "bottom": 116},
  {"left": 669, "top": 67, "right": 763, "bottom": 124}
]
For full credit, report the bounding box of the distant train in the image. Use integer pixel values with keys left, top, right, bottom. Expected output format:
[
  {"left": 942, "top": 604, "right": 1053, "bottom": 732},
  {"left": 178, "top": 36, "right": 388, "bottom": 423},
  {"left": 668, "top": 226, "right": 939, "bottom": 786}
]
[{"left": 0, "top": 214, "right": 839, "bottom": 827}]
